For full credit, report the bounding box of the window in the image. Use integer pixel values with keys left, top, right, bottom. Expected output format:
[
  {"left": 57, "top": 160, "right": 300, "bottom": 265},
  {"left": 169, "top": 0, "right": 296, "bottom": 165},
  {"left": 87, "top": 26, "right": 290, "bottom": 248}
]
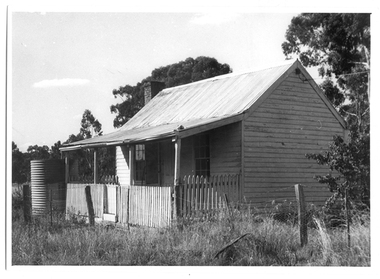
[
  {"left": 135, "top": 144, "right": 145, "bottom": 182},
  {"left": 134, "top": 143, "right": 159, "bottom": 185},
  {"left": 194, "top": 134, "right": 210, "bottom": 177}
]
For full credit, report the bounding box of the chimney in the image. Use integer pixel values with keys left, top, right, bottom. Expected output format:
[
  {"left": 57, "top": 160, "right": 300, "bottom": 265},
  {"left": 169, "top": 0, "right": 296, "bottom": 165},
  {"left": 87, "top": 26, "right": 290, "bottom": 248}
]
[{"left": 144, "top": 81, "right": 165, "bottom": 105}]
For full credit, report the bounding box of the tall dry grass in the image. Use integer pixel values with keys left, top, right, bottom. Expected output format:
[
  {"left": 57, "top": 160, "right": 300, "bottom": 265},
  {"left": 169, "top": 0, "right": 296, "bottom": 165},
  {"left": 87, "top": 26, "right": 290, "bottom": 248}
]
[{"left": 12, "top": 192, "right": 370, "bottom": 266}]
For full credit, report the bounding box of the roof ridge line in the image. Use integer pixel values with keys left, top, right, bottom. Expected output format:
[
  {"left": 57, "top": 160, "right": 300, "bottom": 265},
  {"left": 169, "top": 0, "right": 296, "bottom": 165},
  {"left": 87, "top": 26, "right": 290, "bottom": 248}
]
[{"left": 161, "top": 59, "right": 297, "bottom": 92}]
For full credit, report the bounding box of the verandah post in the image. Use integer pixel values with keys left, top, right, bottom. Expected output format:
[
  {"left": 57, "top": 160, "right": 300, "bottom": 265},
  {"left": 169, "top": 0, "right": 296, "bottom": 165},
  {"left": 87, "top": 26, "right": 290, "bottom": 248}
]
[
  {"left": 64, "top": 152, "right": 70, "bottom": 184},
  {"left": 126, "top": 144, "right": 135, "bottom": 228},
  {"left": 129, "top": 145, "right": 135, "bottom": 187},
  {"left": 173, "top": 137, "right": 182, "bottom": 221},
  {"left": 93, "top": 148, "right": 98, "bottom": 184}
]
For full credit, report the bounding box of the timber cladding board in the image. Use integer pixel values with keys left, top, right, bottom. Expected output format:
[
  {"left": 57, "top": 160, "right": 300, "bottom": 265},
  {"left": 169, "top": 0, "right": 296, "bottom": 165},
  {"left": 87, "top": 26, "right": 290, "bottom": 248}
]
[
  {"left": 242, "top": 74, "right": 344, "bottom": 206},
  {"left": 260, "top": 101, "right": 333, "bottom": 114},
  {"left": 267, "top": 95, "right": 329, "bottom": 107},
  {"left": 179, "top": 122, "right": 242, "bottom": 177},
  {"left": 245, "top": 130, "right": 339, "bottom": 142},
  {"left": 160, "top": 140, "right": 175, "bottom": 185},
  {"left": 247, "top": 121, "right": 344, "bottom": 133},
  {"left": 210, "top": 122, "right": 242, "bottom": 175},
  {"left": 252, "top": 114, "right": 344, "bottom": 129},
  {"left": 255, "top": 106, "right": 341, "bottom": 120}
]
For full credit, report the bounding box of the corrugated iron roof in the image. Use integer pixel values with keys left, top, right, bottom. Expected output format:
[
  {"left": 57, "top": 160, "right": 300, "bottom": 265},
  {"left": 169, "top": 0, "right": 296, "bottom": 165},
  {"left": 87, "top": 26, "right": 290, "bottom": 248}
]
[
  {"left": 120, "top": 61, "right": 294, "bottom": 131},
  {"left": 60, "top": 115, "right": 242, "bottom": 150},
  {"left": 61, "top": 60, "right": 298, "bottom": 150}
]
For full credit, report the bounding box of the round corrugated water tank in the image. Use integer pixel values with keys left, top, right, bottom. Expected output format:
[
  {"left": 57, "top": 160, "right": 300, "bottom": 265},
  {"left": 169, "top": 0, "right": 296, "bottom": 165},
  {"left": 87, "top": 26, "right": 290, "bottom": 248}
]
[{"left": 30, "top": 159, "right": 65, "bottom": 216}]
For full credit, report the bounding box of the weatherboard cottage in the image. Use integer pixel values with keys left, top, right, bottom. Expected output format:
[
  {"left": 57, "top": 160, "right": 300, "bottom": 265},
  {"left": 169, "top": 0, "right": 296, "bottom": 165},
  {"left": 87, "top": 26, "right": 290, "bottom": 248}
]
[{"left": 60, "top": 59, "right": 346, "bottom": 227}]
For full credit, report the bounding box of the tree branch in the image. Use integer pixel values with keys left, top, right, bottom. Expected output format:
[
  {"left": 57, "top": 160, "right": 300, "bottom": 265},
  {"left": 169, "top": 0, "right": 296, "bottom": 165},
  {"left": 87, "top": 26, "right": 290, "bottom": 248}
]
[{"left": 340, "top": 108, "right": 358, "bottom": 118}]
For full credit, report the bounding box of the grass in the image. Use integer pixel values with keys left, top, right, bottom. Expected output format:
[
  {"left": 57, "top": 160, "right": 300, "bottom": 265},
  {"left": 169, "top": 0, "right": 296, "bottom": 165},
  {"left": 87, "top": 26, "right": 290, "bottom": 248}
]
[{"left": 11, "top": 190, "right": 370, "bottom": 266}]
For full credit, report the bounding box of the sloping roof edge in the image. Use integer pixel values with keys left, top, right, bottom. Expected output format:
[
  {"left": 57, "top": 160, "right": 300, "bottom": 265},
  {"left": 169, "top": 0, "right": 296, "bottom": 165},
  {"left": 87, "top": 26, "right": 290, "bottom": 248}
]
[
  {"left": 243, "top": 60, "right": 297, "bottom": 119},
  {"left": 59, "top": 114, "right": 243, "bottom": 151},
  {"left": 294, "top": 60, "right": 347, "bottom": 129}
]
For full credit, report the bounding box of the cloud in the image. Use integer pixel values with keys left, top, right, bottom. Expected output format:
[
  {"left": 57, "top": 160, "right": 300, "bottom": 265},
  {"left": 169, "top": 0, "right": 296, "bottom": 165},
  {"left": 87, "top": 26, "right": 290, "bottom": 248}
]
[
  {"left": 33, "top": 78, "right": 90, "bottom": 88},
  {"left": 73, "top": 114, "right": 83, "bottom": 119},
  {"left": 190, "top": 13, "right": 240, "bottom": 25}
]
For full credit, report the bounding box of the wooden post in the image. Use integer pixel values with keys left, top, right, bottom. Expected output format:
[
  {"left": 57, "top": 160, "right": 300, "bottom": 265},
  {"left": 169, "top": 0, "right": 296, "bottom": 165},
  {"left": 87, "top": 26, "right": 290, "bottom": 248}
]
[
  {"left": 103, "top": 184, "right": 108, "bottom": 214},
  {"left": 173, "top": 137, "right": 182, "bottom": 220},
  {"left": 85, "top": 185, "right": 95, "bottom": 226},
  {"left": 294, "top": 184, "right": 308, "bottom": 246},
  {"left": 93, "top": 148, "right": 98, "bottom": 184},
  {"left": 129, "top": 145, "right": 135, "bottom": 186},
  {"left": 126, "top": 188, "right": 130, "bottom": 231},
  {"left": 23, "top": 184, "right": 31, "bottom": 223},
  {"left": 64, "top": 153, "right": 70, "bottom": 184},
  {"left": 49, "top": 188, "right": 53, "bottom": 226},
  {"left": 116, "top": 185, "right": 120, "bottom": 223},
  {"left": 345, "top": 187, "right": 351, "bottom": 248}
]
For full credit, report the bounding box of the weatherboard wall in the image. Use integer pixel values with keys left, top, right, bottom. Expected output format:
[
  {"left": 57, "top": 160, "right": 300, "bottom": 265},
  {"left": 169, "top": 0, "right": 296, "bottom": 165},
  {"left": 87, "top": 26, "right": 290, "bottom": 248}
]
[
  {"left": 209, "top": 122, "right": 242, "bottom": 176},
  {"left": 178, "top": 123, "right": 242, "bottom": 178},
  {"left": 242, "top": 72, "right": 344, "bottom": 206},
  {"left": 116, "top": 145, "right": 130, "bottom": 187}
]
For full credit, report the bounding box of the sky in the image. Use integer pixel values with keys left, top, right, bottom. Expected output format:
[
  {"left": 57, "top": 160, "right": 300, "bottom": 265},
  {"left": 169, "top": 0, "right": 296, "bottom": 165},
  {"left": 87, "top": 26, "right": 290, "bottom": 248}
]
[
  {"left": 9, "top": 4, "right": 378, "bottom": 153},
  {"left": 11, "top": 10, "right": 310, "bottom": 152}
]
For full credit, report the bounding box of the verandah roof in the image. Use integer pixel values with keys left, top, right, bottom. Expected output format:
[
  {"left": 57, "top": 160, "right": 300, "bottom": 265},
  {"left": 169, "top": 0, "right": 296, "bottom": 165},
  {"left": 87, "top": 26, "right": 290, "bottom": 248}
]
[{"left": 60, "top": 114, "right": 242, "bottom": 151}]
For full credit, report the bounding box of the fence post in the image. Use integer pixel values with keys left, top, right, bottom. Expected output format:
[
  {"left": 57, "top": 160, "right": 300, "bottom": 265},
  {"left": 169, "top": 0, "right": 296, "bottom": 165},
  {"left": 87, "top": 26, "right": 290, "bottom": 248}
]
[
  {"left": 23, "top": 184, "right": 31, "bottom": 223},
  {"left": 174, "top": 183, "right": 181, "bottom": 219},
  {"left": 126, "top": 187, "right": 130, "bottom": 231},
  {"left": 85, "top": 185, "right": 95, "bottom": 226},
  {"left": 294, "top": 184, "right": 308, "bottom": 246},
  {"left": 224, "top": 193, "right": 230, "bottom": 215},
  {"left": 49, "top": 188, "right": 53, "bottom": 226},
  {"left": 103, "top": 184, "right": 108, "bottom": 214},
  {"left": 345, "top": 187, "right": 351, "bottom": 248},
  {"left": 116, "top": 185, "right": 120, "bottom": 223}
]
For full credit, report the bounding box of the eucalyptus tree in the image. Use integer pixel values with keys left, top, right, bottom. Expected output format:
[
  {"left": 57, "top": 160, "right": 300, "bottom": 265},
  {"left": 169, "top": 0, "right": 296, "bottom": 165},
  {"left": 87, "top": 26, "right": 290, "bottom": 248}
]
[{"left": 282, "top": 13, "right": 370, "bottom": 208}]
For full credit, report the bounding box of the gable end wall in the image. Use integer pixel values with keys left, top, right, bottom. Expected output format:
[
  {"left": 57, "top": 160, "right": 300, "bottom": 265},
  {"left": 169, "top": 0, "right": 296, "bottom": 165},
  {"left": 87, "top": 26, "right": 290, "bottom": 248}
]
[{"left": 243, "top": 72, "right": 344, "bottom": 206}]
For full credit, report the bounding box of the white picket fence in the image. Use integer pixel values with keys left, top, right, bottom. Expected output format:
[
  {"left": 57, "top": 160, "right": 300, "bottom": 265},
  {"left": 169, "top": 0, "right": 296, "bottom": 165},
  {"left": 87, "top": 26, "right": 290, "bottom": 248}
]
[{"left": 65, "top": 174, "right": 240, "bottom": 227}]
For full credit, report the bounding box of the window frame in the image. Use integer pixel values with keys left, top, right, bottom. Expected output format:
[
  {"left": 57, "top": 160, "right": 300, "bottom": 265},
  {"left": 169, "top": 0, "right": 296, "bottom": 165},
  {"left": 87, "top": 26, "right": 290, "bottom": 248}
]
[
  {"left": 133, "top": 142, "right": 159, "bottom": 186},
  {"left": 193, "top": 133, "right": 210, "bottom": 178}
]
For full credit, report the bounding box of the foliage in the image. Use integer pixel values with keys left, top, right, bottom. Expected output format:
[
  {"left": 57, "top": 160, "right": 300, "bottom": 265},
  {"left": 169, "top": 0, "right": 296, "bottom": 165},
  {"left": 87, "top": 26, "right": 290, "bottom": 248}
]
[
  {"left": 12, "top": 187, "right": 24, "bottom": 221},
  {"left": 80, "top": 109, "right": 103, "bottom": 139},
  {"left": 110, "top": 56, "right": 232, "bottom": 128},
  {"left": 12, "top": 109, "right": 115, "bottom": 184},
  {"left": 282, "top": 13, "right": 370, "bottom": 86},
  {"left": 282, "top": 13, "right": 370, "bottom": 129},
  {"left": 306, "top": 130, "right": 370, "bottom": 209},
  {"left": 283, "top": 13, "right": 370, "bottom": 210},
  {"left": 12, "top": 142, "right": 28, "bottom": 184},
  {"left": 50, "top": 141, "right": 63, "bottom": 159},
  {"left": 12, "top": 141, "right": 59, "bottom": 184},
  {"left": 26, "top": 144, "right": 51, "bottom": 160},
  {"left": 63, "top": 109, "right": 115, "bottom": 177}
]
